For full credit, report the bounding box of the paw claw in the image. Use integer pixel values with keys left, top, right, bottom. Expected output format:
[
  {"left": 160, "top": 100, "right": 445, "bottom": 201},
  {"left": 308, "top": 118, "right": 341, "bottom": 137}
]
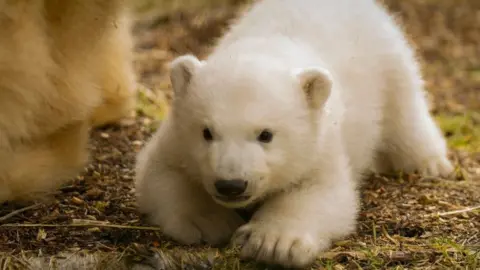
[{"left": 233, "top": 223, "right": 322, "bottom": 268}]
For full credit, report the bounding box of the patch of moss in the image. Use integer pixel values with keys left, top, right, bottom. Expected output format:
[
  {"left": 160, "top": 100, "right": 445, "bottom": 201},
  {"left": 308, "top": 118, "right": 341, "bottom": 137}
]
[
  {"left": 435, "top": 112, "right": 480, "bottom": 153},
  {"left": 135, "top": 86, "right": 170, "bottom": 121}
]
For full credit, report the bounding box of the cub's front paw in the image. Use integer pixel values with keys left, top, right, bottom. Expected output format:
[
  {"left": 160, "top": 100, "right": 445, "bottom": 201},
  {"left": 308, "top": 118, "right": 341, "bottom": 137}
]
[
  {"left": 154, "top": 208, "right": 245, "bottom": 246},
  {"left": 232, "top": 222, "right": 327, "bottom": 268}
]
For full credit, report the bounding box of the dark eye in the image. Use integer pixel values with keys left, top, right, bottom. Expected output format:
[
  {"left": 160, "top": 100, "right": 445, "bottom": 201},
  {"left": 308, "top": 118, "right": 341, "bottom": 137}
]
[
  {"left": 257, "top": 129, "right": 273, "bottom": 143},
  {"left": 203, "top": 128, "right": 213, "bottom": 141}
]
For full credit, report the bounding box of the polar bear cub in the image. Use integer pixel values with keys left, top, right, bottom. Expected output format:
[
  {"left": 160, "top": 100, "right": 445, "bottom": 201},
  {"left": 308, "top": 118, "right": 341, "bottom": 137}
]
[{"left": 135, "top": 0, "right": 454, "bottom": 267}]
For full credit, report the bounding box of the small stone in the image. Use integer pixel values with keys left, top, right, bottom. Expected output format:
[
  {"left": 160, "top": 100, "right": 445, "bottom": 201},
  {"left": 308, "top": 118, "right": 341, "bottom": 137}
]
[
  {"left": 85, "top": 188, "right": 104, "bottom": 200},
  {"left": 132, "top": 140, "right": 143, "bottom": 146},
  {"left": 71, "top": 196, "right": 84, "bottom": 205},
  {"left": 388, "top": 251, "right": 412, "bottom": 262}
]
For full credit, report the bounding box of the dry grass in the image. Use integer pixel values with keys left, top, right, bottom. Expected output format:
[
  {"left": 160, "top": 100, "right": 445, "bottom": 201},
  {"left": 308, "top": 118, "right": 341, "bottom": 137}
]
[{"left": 1, "top": 0, "right": 479, "bottom": 269}]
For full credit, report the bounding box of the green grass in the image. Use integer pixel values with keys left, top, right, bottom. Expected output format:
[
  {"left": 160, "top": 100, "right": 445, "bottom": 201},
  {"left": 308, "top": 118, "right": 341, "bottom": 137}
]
[{"left": 435, "top": 112, "right": 480, "bottom": 153}]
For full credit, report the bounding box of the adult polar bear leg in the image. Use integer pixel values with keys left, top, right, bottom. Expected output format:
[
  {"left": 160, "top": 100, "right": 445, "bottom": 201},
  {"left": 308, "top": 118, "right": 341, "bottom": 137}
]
[
  {"left": 232, "top": 154, "right": 358, "bottom": 268},
  {"left": 378, "top": 54, "right": 454, "bottom": 177},
  {"left": 89, "top": 6, "right": 137, "bottom": 127}
]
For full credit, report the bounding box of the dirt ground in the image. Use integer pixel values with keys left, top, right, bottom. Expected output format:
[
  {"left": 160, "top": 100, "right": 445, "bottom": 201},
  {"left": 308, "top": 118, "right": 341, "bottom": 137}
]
[{"left": 1, "top": 0, "right": 479, "bottom": 269}]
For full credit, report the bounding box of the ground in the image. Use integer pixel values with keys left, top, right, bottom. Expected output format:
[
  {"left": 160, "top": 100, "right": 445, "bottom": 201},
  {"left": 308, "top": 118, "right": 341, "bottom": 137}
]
[{"left": 0, "top": 0, "right": 479, "bottom": 269}]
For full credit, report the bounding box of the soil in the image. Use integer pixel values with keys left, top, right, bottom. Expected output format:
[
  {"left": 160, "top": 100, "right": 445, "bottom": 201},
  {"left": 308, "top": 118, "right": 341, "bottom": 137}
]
[{"left": 0, "top": 0, "right": 479, "bottom": 269}]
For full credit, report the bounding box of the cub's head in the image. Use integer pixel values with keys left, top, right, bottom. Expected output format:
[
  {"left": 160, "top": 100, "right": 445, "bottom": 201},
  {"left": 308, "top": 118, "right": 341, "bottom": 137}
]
[{"left": 169, "top": 54, "right": 332, "bottom": 208}]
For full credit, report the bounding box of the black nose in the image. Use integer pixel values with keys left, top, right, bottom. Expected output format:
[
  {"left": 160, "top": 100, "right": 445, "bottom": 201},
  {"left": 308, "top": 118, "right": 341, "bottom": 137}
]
[{"left": 214, "top": 179, "right": 248, "bottom": 197}]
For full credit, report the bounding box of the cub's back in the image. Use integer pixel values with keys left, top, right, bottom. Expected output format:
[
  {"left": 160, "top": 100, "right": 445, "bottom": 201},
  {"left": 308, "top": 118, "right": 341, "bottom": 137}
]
[{"left": 216, "top": 0, "right": 419, "bottom": 174}]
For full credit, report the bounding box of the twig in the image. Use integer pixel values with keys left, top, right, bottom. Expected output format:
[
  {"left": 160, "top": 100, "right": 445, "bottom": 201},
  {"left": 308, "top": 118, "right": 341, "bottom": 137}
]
[
  {"left": 381, "top": 225, "right": 399, "bottom": 245},
  {"left": 0, "top": 204, "right": 41, "bottom": 223},
  {"left": 427, "top": 205, "right": 480, "bottom": 217},
  {"left": 0, "top": 222, "right": 163, "bottom": 231}
]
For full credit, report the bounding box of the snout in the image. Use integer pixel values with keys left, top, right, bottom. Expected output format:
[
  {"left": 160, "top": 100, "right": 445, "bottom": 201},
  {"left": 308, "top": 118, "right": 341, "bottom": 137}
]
[
  {"left": 214, "top": 179, "right": 250, "bottom": 203},
  {"left": 215, "top": 179, "right": 247, "bottom": 196}
]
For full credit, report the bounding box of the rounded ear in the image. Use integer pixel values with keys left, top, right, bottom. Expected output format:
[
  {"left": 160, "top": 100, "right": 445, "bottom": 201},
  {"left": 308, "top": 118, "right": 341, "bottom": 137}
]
[
  {"left": 292, "top": 67, "right": 333, "bottom": 110},
  {"left": 169, "top": 54, "right": 205, "bottom": 97}
]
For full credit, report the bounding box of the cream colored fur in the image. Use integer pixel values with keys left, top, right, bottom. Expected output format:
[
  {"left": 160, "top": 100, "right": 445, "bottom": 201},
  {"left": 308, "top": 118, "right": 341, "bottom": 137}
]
[
  {"left": 136, "top": 0, "right": 454, "bottom": 268},
  {"left": 0, "top": 0, "right": 136, "bottom": 203}
]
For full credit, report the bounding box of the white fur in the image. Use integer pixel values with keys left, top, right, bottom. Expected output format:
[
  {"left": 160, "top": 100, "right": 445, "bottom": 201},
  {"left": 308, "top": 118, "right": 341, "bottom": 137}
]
[{"left": 135, "top": 0, "right": 454, "bottom": 267}]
